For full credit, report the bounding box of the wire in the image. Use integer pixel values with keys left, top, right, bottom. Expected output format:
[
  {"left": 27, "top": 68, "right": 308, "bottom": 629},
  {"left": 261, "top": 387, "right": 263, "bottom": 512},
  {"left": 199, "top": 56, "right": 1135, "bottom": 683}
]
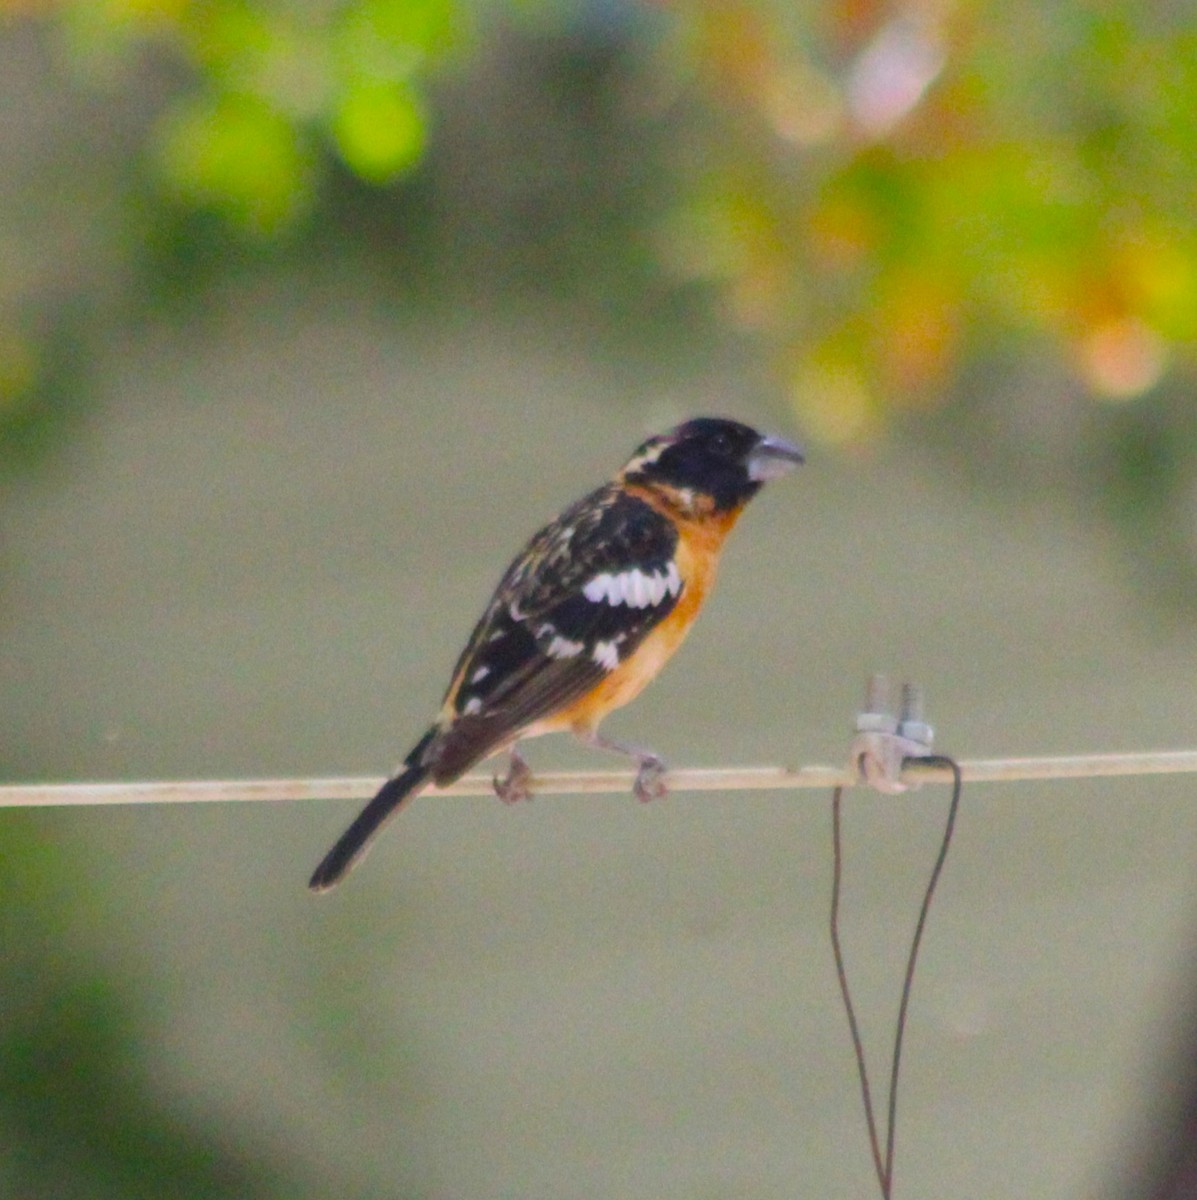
[
  {"left": 883, "top": 756, "right": 961, "bottom": 1194},
  {"left": 830, "top": 782, "right": 887, "bottom": 1192},
  {"left": 2, "top": 748, "right": 1196, "bottom": 807},
  {"left": 830, "top": 756, "right": 963, "bottom": 1199}
]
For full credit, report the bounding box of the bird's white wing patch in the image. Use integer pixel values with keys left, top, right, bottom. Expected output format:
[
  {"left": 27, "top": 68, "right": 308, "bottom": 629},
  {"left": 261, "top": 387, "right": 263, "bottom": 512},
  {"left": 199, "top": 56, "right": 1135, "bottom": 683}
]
[
  {"left": 665, "top": 560, "right": 681, "bottom": 597},
  {"left": 582, "top": 573, "right": 613, "bottom": 604},
  {"left": 582, "top": 563, "right": 682, "bottom": 609},
  {"left": 546, "top": 634, "right": 584, "bottom": 659},
  {"left": 534, "top": 621, "right": 585, "bottom": 660},
  {"left": 592, "top": 639, "right": 620, "bottom": 670}
]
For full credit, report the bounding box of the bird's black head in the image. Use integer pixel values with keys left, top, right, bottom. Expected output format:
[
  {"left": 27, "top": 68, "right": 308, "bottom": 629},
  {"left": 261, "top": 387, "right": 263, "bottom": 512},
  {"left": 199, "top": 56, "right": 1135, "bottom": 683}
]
[{"left": 620, "top": 417, "right": 804, "bottom": 513}]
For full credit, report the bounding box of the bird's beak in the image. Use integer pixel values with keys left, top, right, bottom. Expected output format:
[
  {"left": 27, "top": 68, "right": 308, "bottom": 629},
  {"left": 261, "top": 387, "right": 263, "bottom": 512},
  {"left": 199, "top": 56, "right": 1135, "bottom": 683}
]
[{"left": 747, "top": 433, "right": 805, "bottom": 482}]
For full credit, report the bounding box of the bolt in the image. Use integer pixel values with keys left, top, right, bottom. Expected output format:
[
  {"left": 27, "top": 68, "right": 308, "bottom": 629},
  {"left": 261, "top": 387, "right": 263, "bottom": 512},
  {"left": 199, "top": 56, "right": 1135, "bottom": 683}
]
[
  {"left": 897, "top": 681, "right": 934, "bottom": 749},
  {"left": 856, "top": 673, "right": 897, "bottom": 734}
]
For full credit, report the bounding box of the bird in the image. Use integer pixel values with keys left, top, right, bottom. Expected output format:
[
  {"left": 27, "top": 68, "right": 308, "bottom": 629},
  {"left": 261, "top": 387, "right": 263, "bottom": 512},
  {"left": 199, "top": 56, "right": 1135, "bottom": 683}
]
[{"left": 309, "top": 416, "right": 804, "bottom": 891}]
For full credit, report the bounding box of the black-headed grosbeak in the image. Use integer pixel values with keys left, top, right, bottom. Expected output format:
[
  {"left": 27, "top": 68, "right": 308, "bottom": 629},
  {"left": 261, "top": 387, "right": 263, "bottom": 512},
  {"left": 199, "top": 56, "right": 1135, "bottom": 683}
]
[{"left": 309, "top": 417, "right": 804, "bottom": 891}]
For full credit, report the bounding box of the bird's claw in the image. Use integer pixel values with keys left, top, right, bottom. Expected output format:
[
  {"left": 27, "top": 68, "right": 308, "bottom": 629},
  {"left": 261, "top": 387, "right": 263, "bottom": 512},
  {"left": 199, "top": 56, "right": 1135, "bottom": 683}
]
[
  {"left": 633, "top": 755, "right": 668, "bottom": 803},
  {"left": 493, "top": 750, "right": 533, "bottom": 804}
]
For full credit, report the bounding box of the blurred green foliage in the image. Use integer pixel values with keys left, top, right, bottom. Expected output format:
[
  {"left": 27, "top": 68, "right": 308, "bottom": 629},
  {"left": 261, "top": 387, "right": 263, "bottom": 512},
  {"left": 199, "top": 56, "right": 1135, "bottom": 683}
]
[
  {"left": 63, "top": 0, "right": 456, "bottom": 230},
  {"left": 659, "top": 0, "right": 1197, "bottom": 441},
  {"left": 1, "top": 817, "right": 305, "bottom": 1199},
  {"left": 1, "top": 0, "right": 1196, "bottom": 536}
]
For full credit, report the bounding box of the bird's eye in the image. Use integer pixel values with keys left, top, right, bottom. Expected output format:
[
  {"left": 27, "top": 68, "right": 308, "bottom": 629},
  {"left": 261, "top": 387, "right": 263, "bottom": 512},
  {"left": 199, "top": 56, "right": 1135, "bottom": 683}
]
[{"left": 711, "top": 432, "right": 733, "bottom": 455}]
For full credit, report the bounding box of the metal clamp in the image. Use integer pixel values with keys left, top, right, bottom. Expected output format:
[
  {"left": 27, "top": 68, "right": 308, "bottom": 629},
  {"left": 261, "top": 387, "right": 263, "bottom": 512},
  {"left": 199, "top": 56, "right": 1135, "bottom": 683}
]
[{"left": 849, "top": 675, "right": 935, "bottom": 793}]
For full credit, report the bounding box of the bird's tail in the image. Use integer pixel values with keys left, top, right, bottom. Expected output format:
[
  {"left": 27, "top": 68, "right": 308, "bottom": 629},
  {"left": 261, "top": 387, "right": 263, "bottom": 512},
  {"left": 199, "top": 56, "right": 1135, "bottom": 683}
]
[{"left": 308, "top": 730, "right": 436, "bottom": 892}]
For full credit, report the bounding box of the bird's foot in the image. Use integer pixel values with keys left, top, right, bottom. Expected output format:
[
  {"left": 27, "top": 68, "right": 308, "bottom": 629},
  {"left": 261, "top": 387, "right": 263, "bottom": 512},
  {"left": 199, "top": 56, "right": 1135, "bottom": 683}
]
[
  {"left": 493, "top": 748, "right": 533, "bottom": 804},
  {"left": 633, "top": 754, "right": 668, "bottom": 803}
]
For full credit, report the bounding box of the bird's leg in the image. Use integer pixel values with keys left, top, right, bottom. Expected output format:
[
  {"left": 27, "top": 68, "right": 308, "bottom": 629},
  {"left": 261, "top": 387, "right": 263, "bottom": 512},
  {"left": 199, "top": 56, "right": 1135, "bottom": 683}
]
[
  {"left": 493, "top": 744, "right": 533, "bottom": 804},
  {"left": 575, "top": 729, "right": 668, "bottom": 802}
]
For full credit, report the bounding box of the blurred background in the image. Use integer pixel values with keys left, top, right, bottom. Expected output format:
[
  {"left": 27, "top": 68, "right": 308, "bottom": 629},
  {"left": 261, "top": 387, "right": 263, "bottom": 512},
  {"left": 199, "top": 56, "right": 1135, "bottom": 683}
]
[{"left": 4, "top": 0, "right": 1197, "bottom": 1196}]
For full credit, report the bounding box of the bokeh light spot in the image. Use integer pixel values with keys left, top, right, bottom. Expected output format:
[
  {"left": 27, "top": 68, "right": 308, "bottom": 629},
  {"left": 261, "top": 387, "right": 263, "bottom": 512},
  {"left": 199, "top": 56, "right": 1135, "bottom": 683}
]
[
  {"left": 1080, "top": 317, "right": 1168, "bottom": 400},
  {"left": 332, "top": 82, "right": 427, "bottom": 182}
]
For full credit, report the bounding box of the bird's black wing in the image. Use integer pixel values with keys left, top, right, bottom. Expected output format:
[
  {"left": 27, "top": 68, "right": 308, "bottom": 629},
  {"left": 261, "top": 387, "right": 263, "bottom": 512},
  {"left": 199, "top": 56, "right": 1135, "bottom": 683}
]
[{"left": 423, "top": 484, "right": 682, "bottom": 781}]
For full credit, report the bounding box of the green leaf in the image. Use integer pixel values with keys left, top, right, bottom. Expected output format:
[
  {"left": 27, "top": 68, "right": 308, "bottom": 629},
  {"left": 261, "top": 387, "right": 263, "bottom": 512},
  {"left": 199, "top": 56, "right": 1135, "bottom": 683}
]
[
  {"left": 154, "top": 91, "right": 315, "bottom": 233},
  {"left": 331, "top": 81, "right": 427, "bottom": 182}
]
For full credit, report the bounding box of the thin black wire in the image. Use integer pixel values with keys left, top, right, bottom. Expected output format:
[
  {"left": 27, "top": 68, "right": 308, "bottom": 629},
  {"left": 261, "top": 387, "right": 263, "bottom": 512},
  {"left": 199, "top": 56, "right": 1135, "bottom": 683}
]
[
  {"left": 830, "top": 782, "right": 887, "bottom": 1194},
  {"left": 830, "top": 754, "right": 963, "bottom": 1199}
]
